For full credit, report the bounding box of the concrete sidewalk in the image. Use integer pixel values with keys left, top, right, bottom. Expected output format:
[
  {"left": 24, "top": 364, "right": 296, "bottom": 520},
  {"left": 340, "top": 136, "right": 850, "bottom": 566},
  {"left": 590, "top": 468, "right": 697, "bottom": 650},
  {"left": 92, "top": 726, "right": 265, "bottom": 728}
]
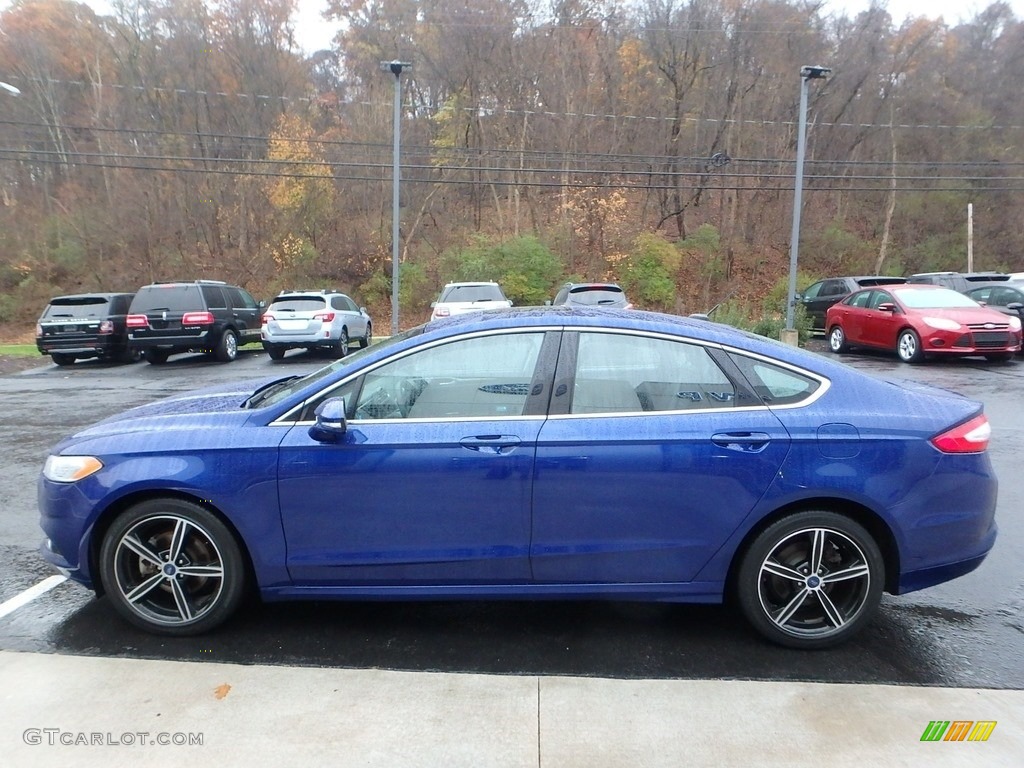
[{"left": 1, "top": 650, "right": 1020, "bottom": 767}]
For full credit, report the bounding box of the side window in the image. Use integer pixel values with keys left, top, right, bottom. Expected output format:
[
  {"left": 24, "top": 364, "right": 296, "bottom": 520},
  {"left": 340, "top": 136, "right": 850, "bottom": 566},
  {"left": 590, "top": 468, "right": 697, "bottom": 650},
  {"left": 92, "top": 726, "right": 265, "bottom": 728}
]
[
  {"left": 355, "top": 332, "right": 545, "bottom": 420},
  {"left": 201, "top": 285, "right": 227, "bottom": 310},
  {"left": 801, "top": 282, "right": 824, "bottom": 299},
  {"left": 851, "top": 292, "right": 872, "bottom": 308},
  {"left": 820, "top": 281, "right": 845, "bottom": 297},
  {"left": 969, "top": 288, "right": 991, "bottom": 304},
  {"left": 729, "top": 355, "right": 821, "bottom": 406},
  {"left": 227, "top": 287, "right": 257, "bottom": 310},
  {"left": 868, "top": 291, "right": 891, "bottom": 310},
  {"left": 573, "top": 332, "right": 736, "bottom": 414}
]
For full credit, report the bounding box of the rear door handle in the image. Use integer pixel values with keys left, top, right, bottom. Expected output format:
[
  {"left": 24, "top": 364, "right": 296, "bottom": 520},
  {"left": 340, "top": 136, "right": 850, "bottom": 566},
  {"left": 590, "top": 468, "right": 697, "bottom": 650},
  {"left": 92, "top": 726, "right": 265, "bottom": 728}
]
[{"left": 711, "top": 432, "right": 771, "bottom": 453}]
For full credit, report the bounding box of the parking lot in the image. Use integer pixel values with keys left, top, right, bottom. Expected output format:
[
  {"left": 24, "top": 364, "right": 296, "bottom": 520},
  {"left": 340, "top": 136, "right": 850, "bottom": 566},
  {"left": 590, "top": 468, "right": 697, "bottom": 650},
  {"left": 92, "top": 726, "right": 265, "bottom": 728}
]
[{"left": 0, "top": 343, "right": 1021, "bottom": 689}]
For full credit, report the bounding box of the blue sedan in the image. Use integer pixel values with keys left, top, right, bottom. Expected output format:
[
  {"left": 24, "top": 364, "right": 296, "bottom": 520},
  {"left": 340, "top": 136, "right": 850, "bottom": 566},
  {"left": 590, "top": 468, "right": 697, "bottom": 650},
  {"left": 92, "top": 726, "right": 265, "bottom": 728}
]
[{"left": 38, "top": 308, "right": 998, "bottom": 648}]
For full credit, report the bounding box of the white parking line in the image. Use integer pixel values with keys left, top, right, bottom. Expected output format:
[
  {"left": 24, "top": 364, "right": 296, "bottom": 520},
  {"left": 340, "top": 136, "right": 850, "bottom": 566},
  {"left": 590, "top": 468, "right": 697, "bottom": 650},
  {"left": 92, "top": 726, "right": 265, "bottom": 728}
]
[{"left": 0, "top": 575, "right": 67, "bottom": 620}]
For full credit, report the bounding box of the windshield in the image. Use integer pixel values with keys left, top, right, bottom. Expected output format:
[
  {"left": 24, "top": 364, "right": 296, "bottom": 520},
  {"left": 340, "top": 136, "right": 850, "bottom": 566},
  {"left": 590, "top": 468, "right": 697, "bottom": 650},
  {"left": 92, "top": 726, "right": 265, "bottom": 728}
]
[
  {"left": 893, "top": 287, "right": 980, "bottom": 309},
  {"left": 131, "top": 285, "right": 203, "bottom": 312},
  {"left": 567, "top": 286, "right": 626, "bottom": 306},
  {"left": 42, "top": 297, "right": 110, "bottom": 318},
  {"left": 252, "top": 326, "right": 425, "bottom": 409}
]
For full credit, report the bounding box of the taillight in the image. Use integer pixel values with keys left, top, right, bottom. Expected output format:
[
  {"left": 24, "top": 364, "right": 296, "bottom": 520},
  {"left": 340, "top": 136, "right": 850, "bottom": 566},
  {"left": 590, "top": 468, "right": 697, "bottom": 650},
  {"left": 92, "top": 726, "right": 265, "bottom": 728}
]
[
  {"left": 182, "top": 311, "right": 215, "bottom": 326},
  {"left": 261, "top": 313, "right": 273, "bottom": 325},
  {"left": 99, "top": 320, "right": 113, "bottom": 334},
  {"left": 931, "top": 414, "right": 991, "bottom": 453},
  {"left": 126, "top": 314, "right": 149, "bottom": 328},
  {"left": 35, "top": 323, "right": 42, "bottom": 335},
  {"left": 314, "top": 312, "right": 336, "bottom": 322},
  {"left": 434, "top": 307, "right": 450, "bottom": 318}
]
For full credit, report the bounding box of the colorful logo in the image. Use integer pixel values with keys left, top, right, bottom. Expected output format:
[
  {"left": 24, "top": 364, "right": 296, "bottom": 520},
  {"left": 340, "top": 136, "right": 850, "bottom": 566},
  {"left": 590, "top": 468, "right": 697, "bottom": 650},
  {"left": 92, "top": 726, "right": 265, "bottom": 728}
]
[{"left": 920, "top": 721, "right": 997, "bottom": 742}]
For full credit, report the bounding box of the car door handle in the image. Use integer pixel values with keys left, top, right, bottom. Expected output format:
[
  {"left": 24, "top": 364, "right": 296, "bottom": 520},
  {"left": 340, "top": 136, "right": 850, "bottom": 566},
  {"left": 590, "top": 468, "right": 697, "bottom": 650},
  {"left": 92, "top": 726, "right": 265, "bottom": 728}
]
[
  {"left": 711, "top": 432, "right": 771, "bottom": 453},
  {"left": 460, "top": 435, "right": 521, "bottom": 455}
]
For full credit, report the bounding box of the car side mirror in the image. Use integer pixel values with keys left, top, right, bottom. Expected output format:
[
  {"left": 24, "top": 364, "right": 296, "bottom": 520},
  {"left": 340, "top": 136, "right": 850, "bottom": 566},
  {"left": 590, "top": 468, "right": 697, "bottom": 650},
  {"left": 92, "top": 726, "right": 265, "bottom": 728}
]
[
  {"left": 258, "top": 300, "right": 266, "bottom": 309},
  {"left": 309, "top": 398, "right": 347, "bottom": 443},
  {"left": 877, "top": 302, "right": 896, "bottom": 312},
  {"left": 1007, "top": 302, "right": 1023, "bottom": 311}
]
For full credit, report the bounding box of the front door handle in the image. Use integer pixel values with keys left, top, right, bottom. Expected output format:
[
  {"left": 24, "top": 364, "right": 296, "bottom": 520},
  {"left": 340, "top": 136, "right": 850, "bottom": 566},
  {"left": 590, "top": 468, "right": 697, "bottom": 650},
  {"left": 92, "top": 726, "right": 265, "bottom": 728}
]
[{"left": 460, "top": 435, "right": 522, "bottom": 455}]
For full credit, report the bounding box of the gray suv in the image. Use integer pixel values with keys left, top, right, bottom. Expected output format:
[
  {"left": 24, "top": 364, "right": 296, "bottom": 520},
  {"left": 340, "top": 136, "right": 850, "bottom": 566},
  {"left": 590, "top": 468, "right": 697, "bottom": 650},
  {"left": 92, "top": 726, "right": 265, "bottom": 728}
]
[{"left": 261, "top": 290, "right": 372, "bottom": 360}]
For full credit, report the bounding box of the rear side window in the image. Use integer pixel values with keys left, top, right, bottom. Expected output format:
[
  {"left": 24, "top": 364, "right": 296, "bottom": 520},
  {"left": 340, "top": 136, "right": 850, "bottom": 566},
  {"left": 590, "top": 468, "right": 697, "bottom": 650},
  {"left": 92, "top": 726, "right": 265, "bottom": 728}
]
[
  {"left": 201, "top": 285, "right": 227, "bottom": 309},
  {"left": 331, "top": 295, "right": 358, "bottom": 311},
  {"left": 129, "top": 285, "right": 204, "bottom": 313},
  {"left": 42, "top": 297, "right": 110, "bottom": 319},
  {"left": 729, "top": 354, "right": 821, "bottom": 406},
  {"left": 226, "top": 287, "right": 257, "bottom": 310},
  {"left": 270, "top": 296, "right": 327, "bottom": 312}
]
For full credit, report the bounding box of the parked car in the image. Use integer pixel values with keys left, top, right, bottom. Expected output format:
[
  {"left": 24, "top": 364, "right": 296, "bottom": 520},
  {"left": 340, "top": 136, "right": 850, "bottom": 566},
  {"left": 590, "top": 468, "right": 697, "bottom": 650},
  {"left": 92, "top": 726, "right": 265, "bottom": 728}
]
[
  {"left": 907, "top": 271, "right": 1011, "bottom": 293},
  {"left": 963, "top": 282, "right": 1024, "bottom": 324},
  {"left": 430, "top": 281, "right": 512, "bottom": 321},
  {"left": 798, "top": 276, "right": 907, "bottom": 332},
  {"left": 825, "top": 283, "right": 1022, "bottom": 363},
  {"left": 551, "top": 282, "right": 633, "bottom": 309},
  {"left": 126, "top": 280, "right": 263, "bottom": 364},
  {"left": 262, "top": 290, "right": 372, "bottom": 360},
  {"left": 40, "top": 307, "right": 998, "bottom": 648},
  {"left": 35, "top": 292, "right": 138, "bottom": 366}
]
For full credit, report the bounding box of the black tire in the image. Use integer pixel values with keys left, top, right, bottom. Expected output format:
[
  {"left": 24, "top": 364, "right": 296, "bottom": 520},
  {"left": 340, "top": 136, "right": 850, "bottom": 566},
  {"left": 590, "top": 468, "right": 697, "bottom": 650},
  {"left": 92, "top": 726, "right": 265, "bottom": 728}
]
[
  {"left": 214, "top": 329, "right": 238, "bottom": 362},
  {"left": 333, "top": 328, "right": 349, "bottom": 359},
  {"left": 360, "top": 323, "right": 373, "bottom": 348},
  {"left": 118, "top": 347, "right": 142, "bottom": 364},
  {"left": 827, "top": 325, "right": 848, "bottom": 354},
  {"left": 144, "top": 350, "right": 169, "bottom": 365},
  {"left": 98, "top": 498, "right": 247, "bottom": 636},
  {"left": 51, "top": 353, "right": 75, "bottom": 367},
  {"left": 264, "top": 344, "right": 286, "bottom": 361},
  {"left": 896, "top": 328, "right": 924, "bottom": 363},
  {"left": 736, "top": 511, "right": 884, "bottom": 649},
  {"left": 985, "top": 352, "right": 1014, "bottom": 363}
]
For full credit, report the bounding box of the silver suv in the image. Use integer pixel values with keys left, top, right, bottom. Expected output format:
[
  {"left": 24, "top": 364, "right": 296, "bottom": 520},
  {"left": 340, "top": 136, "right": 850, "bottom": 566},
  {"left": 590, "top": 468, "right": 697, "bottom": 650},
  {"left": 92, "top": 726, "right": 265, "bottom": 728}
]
[
  {"left": 430, "top": 282, "right": 512, "bottom": 321},
  {"left": 261, "top": 290, "right": 372, "bottom": 360}
]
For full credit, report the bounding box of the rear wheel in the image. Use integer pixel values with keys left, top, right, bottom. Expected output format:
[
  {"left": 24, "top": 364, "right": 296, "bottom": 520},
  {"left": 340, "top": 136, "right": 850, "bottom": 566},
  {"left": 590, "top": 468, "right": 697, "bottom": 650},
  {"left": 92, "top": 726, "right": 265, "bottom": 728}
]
[
  {"left": 214, "top": 330, "right": 238, "bottom": 362},
  {"left": 827, "top": 326, "right": 848, "bottom": 354},
  {"left": 896, "top": 329, "right": 924, "bottom": 363},
  {"left": 99, "top": 498, "right": 247, "bottom": 636},
  {"left": 51, "top": 353, "right": 75, "bottom": 366},
  {"left": 736, "top": 511, "right": 884, "bottom": 649},
  {"left": 333, "top": 328, "right": 349, "bottom": 358},
  {"left": 144, "top": 350, "right": 169, "bottom": 365},
  {"left": 264, "top": 344, "right": 286, "bottom": 361}
]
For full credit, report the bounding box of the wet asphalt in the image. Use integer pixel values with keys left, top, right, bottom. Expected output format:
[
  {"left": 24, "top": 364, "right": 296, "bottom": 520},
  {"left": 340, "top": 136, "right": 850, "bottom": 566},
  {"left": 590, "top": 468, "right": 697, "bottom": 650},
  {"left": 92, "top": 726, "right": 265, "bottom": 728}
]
[{"left": 0, "top": 342, "right": 1021, "bottom": 689}]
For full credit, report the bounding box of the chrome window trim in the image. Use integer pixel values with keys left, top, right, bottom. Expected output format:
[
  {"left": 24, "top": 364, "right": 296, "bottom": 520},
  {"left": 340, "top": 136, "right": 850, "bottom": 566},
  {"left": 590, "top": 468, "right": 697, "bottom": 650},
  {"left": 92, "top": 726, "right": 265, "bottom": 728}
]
[
  {"left": 718, "top": 343, "right": 831, "bottom": 410},
  {"left": 270, "top": 326, "right": 561, "bottom": 427}
]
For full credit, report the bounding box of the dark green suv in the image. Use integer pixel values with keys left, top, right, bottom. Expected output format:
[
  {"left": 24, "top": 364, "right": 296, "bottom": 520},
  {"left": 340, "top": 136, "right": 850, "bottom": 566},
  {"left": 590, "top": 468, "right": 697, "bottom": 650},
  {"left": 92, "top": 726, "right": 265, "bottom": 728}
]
[{"left": 126, "top": 280, "right": 263, "bottom": 364}]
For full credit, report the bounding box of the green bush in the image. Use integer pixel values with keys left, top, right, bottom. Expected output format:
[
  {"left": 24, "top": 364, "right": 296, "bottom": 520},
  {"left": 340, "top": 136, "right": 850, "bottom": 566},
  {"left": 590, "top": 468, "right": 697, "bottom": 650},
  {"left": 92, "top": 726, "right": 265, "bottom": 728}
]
[{"left": 439, "top": 235, "right": 563, "bottom": 305}]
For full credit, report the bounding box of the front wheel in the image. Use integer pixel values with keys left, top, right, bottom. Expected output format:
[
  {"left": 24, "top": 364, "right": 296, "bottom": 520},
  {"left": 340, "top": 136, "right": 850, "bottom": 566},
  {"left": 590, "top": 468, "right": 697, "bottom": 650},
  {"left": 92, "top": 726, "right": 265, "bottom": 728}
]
[
  {"left": 736, "top": 511, "right": 884, "bottom": 649},
  {"left": 333, "top": 329, "right": 349, "bottom": 358},
  {"left": 360, "top": 323, "right": 372, "bottom": 348},
  {"left": 215, "top": 330, "right": 238, "bottom": 362},
  {"left": 144, "top": 350, "right": 169, "bottom": 365},
  {"left": 827, "top": 326, "right": 848, "bottom": 354},
  {"left": 985, "top": 352, "right": 1014, "bottom": 363},
  {"left": 98, "top": 498, "right": 247, "bottom": 636},
  {"left": 896, "top": 329, "right": 924, "bottom": 363}
]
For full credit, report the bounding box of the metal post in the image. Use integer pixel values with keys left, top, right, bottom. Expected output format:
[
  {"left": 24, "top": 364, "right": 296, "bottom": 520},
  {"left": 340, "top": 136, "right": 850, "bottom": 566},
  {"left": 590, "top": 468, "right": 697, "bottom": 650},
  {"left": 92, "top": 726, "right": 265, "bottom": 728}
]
[
  {"left": 381, "top": 61, "right": 412, "bottom": 336},
  {"left": 785, "top": 66, "right": 830, "bottom": 342},
  {"left": 967, "top": 203, "right": 974, "bottom": 272}
]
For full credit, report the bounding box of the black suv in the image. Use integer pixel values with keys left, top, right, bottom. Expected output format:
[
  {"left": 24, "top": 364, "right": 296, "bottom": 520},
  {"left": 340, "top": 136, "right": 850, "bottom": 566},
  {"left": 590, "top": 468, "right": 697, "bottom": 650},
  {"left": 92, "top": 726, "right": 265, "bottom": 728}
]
[
  {"left": 126, "top": 280, "right": 263, "bottom": 364},
  {"left": 799, "top": 276, "right": 907, "bottom": 332},
  {"left": 36, "top": 292, "right": 138, "bottom": 366}
]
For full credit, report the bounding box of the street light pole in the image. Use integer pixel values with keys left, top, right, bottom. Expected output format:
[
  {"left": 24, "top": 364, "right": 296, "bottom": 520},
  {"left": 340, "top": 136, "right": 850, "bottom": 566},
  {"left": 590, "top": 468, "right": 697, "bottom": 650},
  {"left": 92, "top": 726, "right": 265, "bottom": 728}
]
[
  {"left": 380, "top": 60, "right": 412, "bottom": 336},
  {"left": 784, "top": 65, "right": 831, "bottom": 343}
]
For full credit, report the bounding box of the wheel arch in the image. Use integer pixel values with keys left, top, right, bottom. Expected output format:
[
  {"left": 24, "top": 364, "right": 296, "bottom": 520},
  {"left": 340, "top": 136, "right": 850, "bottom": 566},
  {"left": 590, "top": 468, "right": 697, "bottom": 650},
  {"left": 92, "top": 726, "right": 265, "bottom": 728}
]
[
  {"left": 87, "top": 489, "right": 257, "bottom": 599},
  {"left": 725, "top": 497, "right": 901, "bottom": 599}
]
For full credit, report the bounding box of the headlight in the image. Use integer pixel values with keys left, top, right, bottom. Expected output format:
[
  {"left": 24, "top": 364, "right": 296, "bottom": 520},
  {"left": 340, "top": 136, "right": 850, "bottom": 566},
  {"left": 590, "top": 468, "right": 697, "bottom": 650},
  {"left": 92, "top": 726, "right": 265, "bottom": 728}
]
[
  {"left": 921, "top": 316, "right": 962, "bottom": 332},
  {"left": 1009, "top": 316, "right": 1022, "bottom": 331},
  {"left": 43, "top": 455, "right": 103, "bottom": 483}
]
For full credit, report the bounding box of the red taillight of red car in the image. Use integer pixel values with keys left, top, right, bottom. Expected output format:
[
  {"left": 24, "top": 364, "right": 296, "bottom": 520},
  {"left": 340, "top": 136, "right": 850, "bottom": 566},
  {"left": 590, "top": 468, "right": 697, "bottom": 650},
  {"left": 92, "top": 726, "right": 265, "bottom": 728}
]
[
  {"left": 313, "top": 311, "right": 336, "bottom": 322},
  {"left": 182, "top": 311, "right": 215, "bottom": 326},
  {"left": 126, "top": 314, "right": 149, "bottom": 329},
  {"left": 931, "top": 414, "right": 991, "bottom": 453}
]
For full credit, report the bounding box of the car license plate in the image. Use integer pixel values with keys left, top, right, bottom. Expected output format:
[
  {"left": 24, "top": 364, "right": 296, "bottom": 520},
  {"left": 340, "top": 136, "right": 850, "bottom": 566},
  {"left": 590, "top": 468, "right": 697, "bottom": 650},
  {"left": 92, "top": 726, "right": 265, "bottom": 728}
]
[{"left": 279, "top": 320, "right": 308, "bottom": 331}]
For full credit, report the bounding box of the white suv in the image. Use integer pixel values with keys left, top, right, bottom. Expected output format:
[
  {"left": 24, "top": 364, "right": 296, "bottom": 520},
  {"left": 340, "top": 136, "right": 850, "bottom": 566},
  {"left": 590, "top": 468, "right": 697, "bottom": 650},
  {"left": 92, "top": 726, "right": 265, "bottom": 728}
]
[
  {"left": 261, "top": 290, "right": 372, "bottom": 360},
  {"left": 430, "top": 282, "right": 512, "bottom": 321}
]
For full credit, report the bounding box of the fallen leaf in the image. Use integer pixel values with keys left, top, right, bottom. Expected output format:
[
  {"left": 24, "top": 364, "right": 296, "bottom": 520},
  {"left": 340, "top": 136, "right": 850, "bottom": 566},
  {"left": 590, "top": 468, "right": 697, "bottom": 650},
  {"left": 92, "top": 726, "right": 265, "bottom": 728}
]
[{"left": 214, "top": 683, "right": 231, "bottom": 700}]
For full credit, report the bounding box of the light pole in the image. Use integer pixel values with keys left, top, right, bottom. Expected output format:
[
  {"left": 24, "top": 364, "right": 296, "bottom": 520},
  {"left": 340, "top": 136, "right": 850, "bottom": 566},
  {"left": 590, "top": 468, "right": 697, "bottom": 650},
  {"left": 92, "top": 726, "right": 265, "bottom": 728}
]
[
  {"left": 380, "top": 60, "right": 412, "bottom": 336},
  {"left": 784, "top": 65, "right": 830, "bottom": 345}
]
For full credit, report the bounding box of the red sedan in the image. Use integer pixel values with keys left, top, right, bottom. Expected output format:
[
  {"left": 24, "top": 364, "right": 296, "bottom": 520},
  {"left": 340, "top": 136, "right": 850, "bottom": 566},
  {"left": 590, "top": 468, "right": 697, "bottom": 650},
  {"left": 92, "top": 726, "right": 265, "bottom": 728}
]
[{"left": 825, "top": 284, "right": 1022, "bottom": 363}]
